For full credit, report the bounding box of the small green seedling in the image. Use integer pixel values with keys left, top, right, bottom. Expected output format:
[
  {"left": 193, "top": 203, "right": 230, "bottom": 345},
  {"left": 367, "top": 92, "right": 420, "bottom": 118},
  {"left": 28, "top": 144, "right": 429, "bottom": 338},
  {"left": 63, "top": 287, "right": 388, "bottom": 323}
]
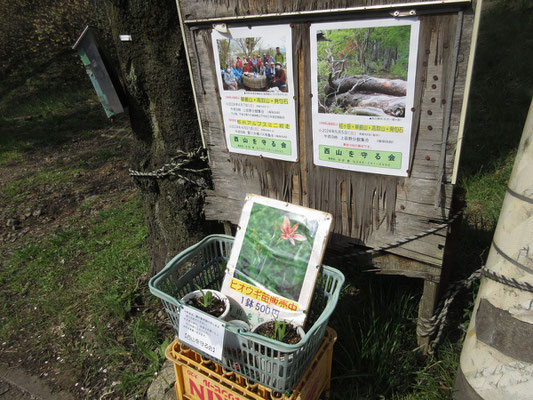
[
  {"left": 194, "top": 284, "right": 215, "bottom": 308},
  {"left": 272, "top": 319, "right": 288, "bottom": 342}
]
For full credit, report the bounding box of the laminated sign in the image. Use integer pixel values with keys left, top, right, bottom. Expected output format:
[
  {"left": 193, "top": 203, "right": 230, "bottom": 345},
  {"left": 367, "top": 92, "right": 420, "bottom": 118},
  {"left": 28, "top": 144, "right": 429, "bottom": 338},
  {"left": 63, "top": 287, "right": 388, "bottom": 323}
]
[
  {"left": 221, "top": 195, "right": 333, "bottom": 328},
  {"left": 211, "top": 25, "right": 298, "bottom": 162},
  {"left": 310, "top": 18, "right": 420, "bottom": 177}
]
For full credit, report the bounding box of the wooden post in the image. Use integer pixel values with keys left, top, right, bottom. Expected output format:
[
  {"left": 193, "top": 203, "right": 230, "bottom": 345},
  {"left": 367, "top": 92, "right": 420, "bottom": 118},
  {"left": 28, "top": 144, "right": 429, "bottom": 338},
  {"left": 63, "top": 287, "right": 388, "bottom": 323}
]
[{"left": 417, "top": 280, "right": 439, "bottom": 352}]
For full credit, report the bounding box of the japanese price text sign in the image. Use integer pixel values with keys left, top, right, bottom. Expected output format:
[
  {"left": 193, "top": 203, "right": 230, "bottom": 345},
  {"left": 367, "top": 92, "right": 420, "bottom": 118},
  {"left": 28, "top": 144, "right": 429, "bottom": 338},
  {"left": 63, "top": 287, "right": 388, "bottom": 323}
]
[
  {"left": 310, "top": 18, "right": 420, "bottom": 176},
  {"left": 221, "top": 195, "right": 332, "bottom": 328}
]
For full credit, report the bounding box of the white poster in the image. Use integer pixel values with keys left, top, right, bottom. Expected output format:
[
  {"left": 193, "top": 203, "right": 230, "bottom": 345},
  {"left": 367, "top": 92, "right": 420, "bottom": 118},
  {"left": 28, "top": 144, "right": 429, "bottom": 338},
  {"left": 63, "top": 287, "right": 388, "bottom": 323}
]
[
  {"left": 211, "top": 25, "right": 298, "bottom": 162},
  {"left": 221, "top": 195, "right": 332, "bottom": 328},
  {"left": 310, "top": 18, "right": 420, "bottom": 176}
]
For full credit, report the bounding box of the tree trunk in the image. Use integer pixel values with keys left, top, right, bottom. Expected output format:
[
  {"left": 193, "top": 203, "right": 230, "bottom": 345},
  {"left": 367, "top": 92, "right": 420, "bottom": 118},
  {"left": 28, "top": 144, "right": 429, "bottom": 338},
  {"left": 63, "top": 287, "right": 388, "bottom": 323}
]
[
  {"left": 105, "top": 0, "right": 211, "bottom": 274},
  {"left": 334, "top": 92, "right": 406, "bottom": 117},
  {"left": 326, "top": 74, "right": 407, "bottom": 99}
]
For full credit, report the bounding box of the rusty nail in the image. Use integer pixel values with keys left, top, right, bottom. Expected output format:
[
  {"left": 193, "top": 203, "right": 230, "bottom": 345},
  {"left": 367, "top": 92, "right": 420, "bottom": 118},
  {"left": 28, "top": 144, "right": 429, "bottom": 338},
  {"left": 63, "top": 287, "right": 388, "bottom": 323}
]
[
  {"left": 400, "top": 205, "right": 405, "bottom": 210},
  {"left": 309, "top": 93, "right": 313, "bottom": 98},
  {"left": 423, "top": 61, "right": 428, "bottom": 67},
  {"left": 410, "top": 107, "right": 416, "bottom": 112},
  {"left": 425, "top": 49, "right": 430, "bottom": 55},
  {"left": 293, "top": 95, "right": 296, "bottom": 100},
  {"left": 427, "top": 110, "right": 433, "bottom": 115},
  {"left": 431, "top": 97, "right": 436, "bottom": 103},
  {"left": 209, "top": 29, "right": 213, "bottom": 33},
  {"left": 248, "top": 25, "right": 252, "bottom": 29},
  {"left": 444, "top": 43, "right": 449, "bottom": 49},
  {"left": 428, "top": 125, "right": 433, "bottom": 131},
  {"left": 432, "top": 84, "right": 437, "bottom": 89},
  {"left": 441, "top": 99, "right": 447, "bottom": 104},
  {"left": 433, "top": 75, "right": 438, "bottom": 81},
  {"left": 290, "top": 24, "right": 294, "bottom": 28},
  {"left": 425, "top": 155, "right": 431, "bottom": 160},
  {"left": 421, "top": 76, "right": 425, "bottom": 82}
]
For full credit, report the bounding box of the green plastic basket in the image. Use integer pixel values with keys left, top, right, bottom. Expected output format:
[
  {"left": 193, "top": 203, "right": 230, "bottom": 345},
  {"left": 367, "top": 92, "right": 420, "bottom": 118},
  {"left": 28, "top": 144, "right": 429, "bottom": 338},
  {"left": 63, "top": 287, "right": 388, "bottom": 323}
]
[{"left": 149, "top": 234, "right": 344, "bottom": 393}]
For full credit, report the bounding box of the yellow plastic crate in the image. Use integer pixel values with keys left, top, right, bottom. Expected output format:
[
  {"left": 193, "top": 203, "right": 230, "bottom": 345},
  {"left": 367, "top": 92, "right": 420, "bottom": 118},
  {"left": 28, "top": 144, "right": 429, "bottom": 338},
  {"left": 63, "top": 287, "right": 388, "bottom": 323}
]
[{"left": 166, "top": 327, "right": 337, "bottom": 400}]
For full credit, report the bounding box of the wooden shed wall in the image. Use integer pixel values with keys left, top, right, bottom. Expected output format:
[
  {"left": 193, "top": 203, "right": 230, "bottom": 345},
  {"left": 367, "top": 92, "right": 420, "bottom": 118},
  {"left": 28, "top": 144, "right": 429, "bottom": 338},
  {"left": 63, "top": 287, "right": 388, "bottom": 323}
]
[{"left": 179, "top": 0, "right": 476, "bottom": 279}]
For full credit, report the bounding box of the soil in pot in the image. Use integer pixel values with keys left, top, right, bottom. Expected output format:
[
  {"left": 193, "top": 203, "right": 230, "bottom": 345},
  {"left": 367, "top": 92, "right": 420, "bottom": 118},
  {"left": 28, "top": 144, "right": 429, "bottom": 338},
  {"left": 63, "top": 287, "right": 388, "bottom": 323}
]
[
  {"left": 186, "top": 294, "right": 227, "bottom": 317},
  {"left": 254, "top": 321, "right": 302, "bottom": 344}
]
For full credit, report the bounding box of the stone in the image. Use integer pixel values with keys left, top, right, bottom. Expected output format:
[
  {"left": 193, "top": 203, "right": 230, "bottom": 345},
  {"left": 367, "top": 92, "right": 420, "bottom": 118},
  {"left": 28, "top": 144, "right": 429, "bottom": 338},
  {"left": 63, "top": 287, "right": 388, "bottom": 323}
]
[{"left": 146, "top": 360, "right": 176, "bottom": 400}]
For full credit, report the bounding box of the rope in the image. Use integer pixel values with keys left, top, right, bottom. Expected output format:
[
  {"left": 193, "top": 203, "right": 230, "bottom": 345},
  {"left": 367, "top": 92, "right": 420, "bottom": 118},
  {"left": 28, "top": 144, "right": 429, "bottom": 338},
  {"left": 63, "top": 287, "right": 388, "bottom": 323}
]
[
  {"left": 418, "top": 265, "right": 533, "bottom": 354},
  {"left": 129, "top": 148, "right": 209, "bottom": 188},
  {"left": 336, "top": 207, "right": 465, "bottom": 259},
  {"left": 481, "top": 265, "right": 533, "bottom": 293}
]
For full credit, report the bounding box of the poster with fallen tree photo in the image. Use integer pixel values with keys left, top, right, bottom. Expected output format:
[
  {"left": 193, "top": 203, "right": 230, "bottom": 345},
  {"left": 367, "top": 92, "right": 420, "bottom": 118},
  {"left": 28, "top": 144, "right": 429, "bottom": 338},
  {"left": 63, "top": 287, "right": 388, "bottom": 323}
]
[
  {"left": 317, "top": 25, "right": 410, "bottom": 117},
  {"left": 310, "top": 18, "right": 420, "bottom": 177}
]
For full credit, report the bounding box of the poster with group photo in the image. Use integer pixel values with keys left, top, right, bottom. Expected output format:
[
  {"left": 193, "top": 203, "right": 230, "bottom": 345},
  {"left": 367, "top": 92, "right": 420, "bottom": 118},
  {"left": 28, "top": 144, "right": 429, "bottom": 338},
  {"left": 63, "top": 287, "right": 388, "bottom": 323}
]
[
  {"left": 211, "top": 25, "right": 298, "bottom": 162},
  {"left": 310, "top": 18, "right": 420, "bottom": 176}
]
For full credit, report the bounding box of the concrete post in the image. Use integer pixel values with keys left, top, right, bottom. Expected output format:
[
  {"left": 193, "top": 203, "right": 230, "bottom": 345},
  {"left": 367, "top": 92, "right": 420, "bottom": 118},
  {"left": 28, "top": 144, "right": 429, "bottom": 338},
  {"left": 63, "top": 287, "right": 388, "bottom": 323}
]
[{"left": 454, "top": 99, "right": 533, "bottom": 399}]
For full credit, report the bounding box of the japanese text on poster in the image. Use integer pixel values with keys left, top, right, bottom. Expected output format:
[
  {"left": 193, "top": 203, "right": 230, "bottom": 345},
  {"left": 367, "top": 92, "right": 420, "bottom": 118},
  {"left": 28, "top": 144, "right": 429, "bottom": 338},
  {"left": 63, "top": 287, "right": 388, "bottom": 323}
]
[
  {"left": 310, "top": 18, "right": 420, "bottom": 176},
  {"left": 178, "top": 305, "right": 225, "bottom": 360},
  {"left": 221, "top": 195, "right": 332, "bottom": 328},
  {"left": 211, "top": 25, "right": 298, "bottom": 162}
]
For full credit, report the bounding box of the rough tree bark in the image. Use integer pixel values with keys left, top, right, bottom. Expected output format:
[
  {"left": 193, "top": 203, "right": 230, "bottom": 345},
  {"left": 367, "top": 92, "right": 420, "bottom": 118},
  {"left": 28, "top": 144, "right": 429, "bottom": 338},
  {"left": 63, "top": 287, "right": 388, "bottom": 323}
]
[{"left": 105, "top": 0, "right": 211, "bottom": 274}]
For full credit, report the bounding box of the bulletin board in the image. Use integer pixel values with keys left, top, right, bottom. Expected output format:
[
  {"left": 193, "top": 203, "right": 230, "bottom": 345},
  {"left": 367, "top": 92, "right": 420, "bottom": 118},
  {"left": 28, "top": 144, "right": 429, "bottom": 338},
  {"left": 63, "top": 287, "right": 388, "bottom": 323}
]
[{"left": 175, "top": 0, "right": 480, "bottom": 285}]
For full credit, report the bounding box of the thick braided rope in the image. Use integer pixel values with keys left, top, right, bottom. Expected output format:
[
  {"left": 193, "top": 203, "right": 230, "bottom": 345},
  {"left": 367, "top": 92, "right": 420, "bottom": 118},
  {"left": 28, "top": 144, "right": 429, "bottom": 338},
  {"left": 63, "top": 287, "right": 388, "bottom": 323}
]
[
  {"left": 421, "top": 269, "right": 481, "bottom": 354},
  {"left": 419, "top": 265, "right": 533, "bottom": 354},
  {"left": 481, "top": 265, "right": 533, "bottom": 292}
]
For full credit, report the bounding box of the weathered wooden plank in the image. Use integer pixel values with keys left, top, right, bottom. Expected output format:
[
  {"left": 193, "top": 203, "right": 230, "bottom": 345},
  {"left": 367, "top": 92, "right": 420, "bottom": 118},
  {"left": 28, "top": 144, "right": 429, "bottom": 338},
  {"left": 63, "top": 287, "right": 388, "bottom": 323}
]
[
  {"left": 449, "top": 8, "right": 475, "bottom": 179},
  {"left": 325, "top": 240, "right": 443, "bottom": 281},
  {"left": 183, "top": 8, "right": 474, "bottom": 269},
  {"left": 179, "top": 0, "right": 470, "bottom": 22}
]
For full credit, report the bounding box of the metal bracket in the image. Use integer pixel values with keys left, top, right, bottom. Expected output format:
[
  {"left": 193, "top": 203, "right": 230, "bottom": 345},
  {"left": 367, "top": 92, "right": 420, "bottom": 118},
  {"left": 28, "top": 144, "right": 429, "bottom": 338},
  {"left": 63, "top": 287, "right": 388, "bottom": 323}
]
[
  {"left": 390, "top": 9, "right": 417, "bottom": 17},
  {"left": 212, "top": 23, "right": 228, "bottom": 33}
]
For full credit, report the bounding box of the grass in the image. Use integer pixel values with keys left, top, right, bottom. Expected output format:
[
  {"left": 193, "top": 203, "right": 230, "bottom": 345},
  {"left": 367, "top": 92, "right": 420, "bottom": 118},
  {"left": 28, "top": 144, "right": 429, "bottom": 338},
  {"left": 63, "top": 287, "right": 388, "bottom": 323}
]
[
  {"left": 0, "top": 194, "right": 168, "bottom": 397},
  {"left": 0, "top": 1, "right": 531, "bottom": 399},
  {"left": 0, "top": 53, "right": 108, "bottom": 166},
  {"left": 0, "top": 50, "right": 171, "bottom": 398},
  {"left": 0, "top": 195, "right": 169, "bottom": 397}
]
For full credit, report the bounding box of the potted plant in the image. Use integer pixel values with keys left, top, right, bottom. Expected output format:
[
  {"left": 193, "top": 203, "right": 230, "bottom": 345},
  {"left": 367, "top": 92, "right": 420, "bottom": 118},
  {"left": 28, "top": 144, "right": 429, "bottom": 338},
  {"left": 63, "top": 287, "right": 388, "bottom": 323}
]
[
  {"left": 181, "top": 286, "right": 230, "bottom": 320},
  {"left": 252, "top": 319, "right": 304, "bottom": 344}
]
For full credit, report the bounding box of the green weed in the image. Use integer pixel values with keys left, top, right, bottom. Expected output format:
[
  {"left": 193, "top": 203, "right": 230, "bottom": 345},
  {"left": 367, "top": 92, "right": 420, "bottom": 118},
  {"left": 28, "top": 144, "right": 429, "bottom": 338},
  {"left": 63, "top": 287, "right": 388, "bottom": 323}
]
[
  {"left": 330, "top": 276, "right": 422, "bottom": 399},
  {"left": 0, "top": 197, "right": 168, "bottom": 398}
]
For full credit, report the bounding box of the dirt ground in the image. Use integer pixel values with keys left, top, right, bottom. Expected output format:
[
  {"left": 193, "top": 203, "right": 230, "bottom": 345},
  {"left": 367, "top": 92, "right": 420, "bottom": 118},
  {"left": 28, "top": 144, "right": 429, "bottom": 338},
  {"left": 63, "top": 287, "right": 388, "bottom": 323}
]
[
  {"left": 0, "top": 118, "right": 143, "bottom": 398},
  {"left": 0, "top": 122, "right": 133, "bottom": 250}
]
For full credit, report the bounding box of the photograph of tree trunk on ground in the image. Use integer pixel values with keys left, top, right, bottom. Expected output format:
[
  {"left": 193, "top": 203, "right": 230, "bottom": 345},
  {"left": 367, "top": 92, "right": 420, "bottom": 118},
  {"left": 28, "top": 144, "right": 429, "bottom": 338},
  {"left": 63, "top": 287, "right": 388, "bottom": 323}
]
[{"left": 317, "top": 25, "right": 411, "bottom": 118}]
